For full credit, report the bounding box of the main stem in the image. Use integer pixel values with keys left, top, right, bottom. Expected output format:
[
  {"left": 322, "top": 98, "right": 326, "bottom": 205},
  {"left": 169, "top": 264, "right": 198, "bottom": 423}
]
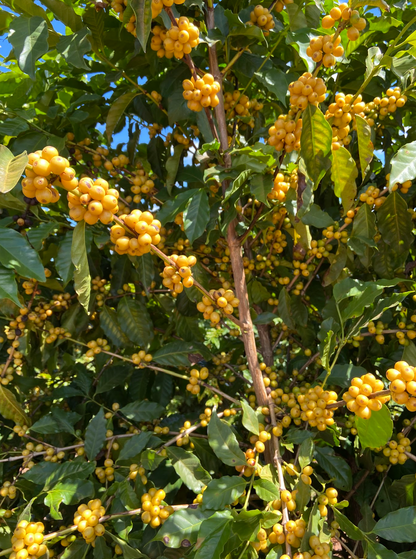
[{"left": 205, "top": 3, "right": 268, "bottom": 407}]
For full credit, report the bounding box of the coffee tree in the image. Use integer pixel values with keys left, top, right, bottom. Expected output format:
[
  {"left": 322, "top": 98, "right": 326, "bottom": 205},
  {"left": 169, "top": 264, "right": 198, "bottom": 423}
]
[{"left": 0, "top": 0, "right": 416, "bottom": 557}]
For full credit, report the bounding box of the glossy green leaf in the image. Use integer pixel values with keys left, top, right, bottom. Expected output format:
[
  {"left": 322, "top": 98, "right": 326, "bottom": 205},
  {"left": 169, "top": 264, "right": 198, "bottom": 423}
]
[
  {"left": 377, "top": 191, "right": 413, "bottom": 255},
  {"left": 368, "top": 542, "right": 399, "bottom": 559},
  {"left": 167, "top": 447, "right": 212, "bottom": 492},
  {"left": 166, "top": 144, "right": 185, "bottom": 195},
  {"left": 40, "top": 0, "right": 83, "bottom": 31},
  {"left": 0, "top": 385, "right": 30, "bottom": 426},
  {"left": 117, "top": 432, "right": 153, "bottom": 462},
  {"left": 57, "top": 28, "right": 91, "bottom": 70},
  {"left": 300, "top": 105, "right": 332, "bottom": 186},
  {"left": 0, "top": 145, "right": 28, "bottom": 193},
  {"left": 314, "top": 447, "right": 352, "bottom": 490},
  {"left": 0, "top": 265, "right": 21, "bottom": 307},
  {"left": 135, "top": 252, "right": 154, "bottom": 294},
  {"left": 130, "top": 0, "right": 152, "bottom": 52},
  {"left": 356, "top": 405, "right": 393, "bottom": 449},
  {"left": 389, "top": 140, "right": 416, "bottom": 188},
  {"left": 120, "top": 400, "right": 164, "bottom": 422},
  {"left": 241, "top": 399, "right": 259, "bottom": 435},
  {"left": 372, "top": 506, "right": 416, "bottom": 542},
  {"left": 333, "top": 509, "right": 365, "bottom": 540},
  {"left": 8, "top": 16, "right": 49, "bottom": 79},
  {"left": 194, "top": 512, "right": 233, "bottom": 559},
  {"left": 44, "top": 479, "right": 93, "bottom": 520},
  {"left": 117, "top": 296, "right": 154, "bottom": 348},
  {"left": 332, "top": 146, "right": 358, "bottom": 212},
  {"left": 155, "top": 507, "right": 214, "bottom": 548},
  {"left": 202, "top": 477, "right": 246, "bottom": 510},
  {"left": 207, "top": 410, "right": 246, "bottom": 467},
  {"left": 71, "top": 221, "right": 91, "bottom": 313},
  {"left": 100, "top": 305, "right": 130, "bottom": 347},
  {"left": 56, "top": 231, "right": 74, "bottom": 286},
  {"left": 355, "top": 114, "right": 374, "bottom": 176},
  {"left": 183, "top": 190, "right": 210, "bottom": 244},
  {"left": 253, "top": 479, "right": 280, "bottom": 501},
  {"left": 84, "top": 408, "right": 107, "bottom": 460},
  {"left": 60, "top": 539, "right": 89, "bottom": 559},
  {"left": 106, "top": 91, "right": 138, "bottom": 142},
  {"left": 0, "top": 228, "right": 45, "bottom": 282}
]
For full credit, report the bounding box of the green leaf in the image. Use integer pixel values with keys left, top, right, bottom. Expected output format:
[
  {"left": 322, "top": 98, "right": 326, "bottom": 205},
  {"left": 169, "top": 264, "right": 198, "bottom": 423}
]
[
  {"left": 355, "top": 114, "right": 374, "bottom": 176},
  {"left": 301, "top": 204, "right": 334, "bottom": 228},
  {"left": 241, "top": 399, "right": 259, "bottom": 435},
  {"left": 277, "top": 288, "right": 295, "bottom": 330},
  {"left": 141, "top": 448, "right": 165, "bottom": 471},
  {"left": 253, "top": 479, "right": 280, "bottom": 501},
  {"left": 100, "top": 305, "right": 130, "bottom": 347},
  {"left": 377, "top": 191, "right": 413, "bottom": 255},
  {"left": 352, "top": 0, "right": 389, "bottom": 10},
  {"left": 117, "top": 432, "right": 153, "bottom": 462},
  {"left": 8, "top": 16, "right": 49, "bottom": 80},
  {"left": 71, "top": 221, "right": 90, "bottom": 313},
  {"left": 130, "top": 0, "right": 152, "bottom": 52},
  {"left": 57, "top": 28, "right": 91, "bottom": 70},
  {"left": 93, "top": 538, "right": 113, "bottom": 559},
  {"left": 202, "top": 476, "right": 246, "bottom": 510},
  {"left": 389, "top": 140, "right": 416, "bottom": 189},
  {"left": 157, "top": 190, "right": 195, "bottom": 225},
  {"left": 183, "top": 190, "right": 210, "bottom": 244},
  {"left": 356, "top": 404, "right": 392, "bottom": 449},
  {"left": 117, "top": 297, "right": 154, "bottom": 348},
  {"left": 255, "top": 68, "right": 289, "bottom": 104},
  {"left": 135, "top": 252, "right": 154, "bottom": 294},
  {"left": 332, "top": 146, "right": 358, "bottom": 212},
  {"left": 207, "top": 410, "right": 246, "bottom": 467},
  {"left": 153, "top": 341, "right": 206, "bottom": 367},
  {"left": 0, "top": 228, "right": 45, "bottom": 282},
  {"left": 319, "top": 364, "right": 366, "bottom": 388},
  {"left": 106, "top": 91, "right": 138, "bottom": 142},
  {"left": 333, "top": 509, "right": 365, "bottom": 540},
  {"left": 31, "top": 408, "right": 80, "bottom": 435},
  {"left": 40, "top": 0, "right": 83, "bottom": 30},
  {"left": 106, "top": 532, "right": 147, "bottom": 559},
  {"left": 155, "top": 507, "right": 214, "bottom": 548},
  {"left": 27, "top": 221, "right": 59, "bottom": 252},
  {"left": 250, "top": 174, "right": 273, "bottom": 204},
  {"left": 120, "top": 400, "right": 164, "bottom": 422},
  {"left": 0, "top": 385, "right": 30, "bottom": 426},
  {"left": 84, "top": 408, "right": 107, "bottom": 460},
  {"left": 0, "top": 265, "right": 21, "bottom": 307},
  {"left": 372, "top": 506, "right": 416, "bottom": 542},
  {"left": 298, "top": 438, "right": 314, "bottom": 470},
  {"left": 56, "top": 231, "right": 74, "bottom": 286},
  {"left": 350, "top": 203, "right": 376, "bottom": 268},
  {"left": 44, "top": 479, "right": 94, "bottom": 520},
  {"left": 314, "top": 447, "right": 352, "bottom": 491},
  {"left": 166, "top": 144, "right": 185, "bottom": 195},
  {"left": 368, "top": 542, "right": 399, "bottom": 559},
  {"left": 0, "top": 191, "right": 27, "bottom": 212},
  {"left": 322, "top": 244, "right": 347, "bottom": 286},
  {"left": 194, "top": 512, "right": 233, "bottom": 559},
  {"left": 60, "top": 539, "right": 89, "bottom": 559},
  {"left": 300, "top": 105, "right": 332, "bottom": 187},
  {"left": 95, "top": 364, "right": 131, "bottom": 395},
  {"left": 167, "top": 447, "right": 212, "bottom": 493},
  {"left": 82, "top": 7, "right": 104, "bottom": 52},
  {"left": 0, "top": 145, "right": 28, "bottom": 193}
]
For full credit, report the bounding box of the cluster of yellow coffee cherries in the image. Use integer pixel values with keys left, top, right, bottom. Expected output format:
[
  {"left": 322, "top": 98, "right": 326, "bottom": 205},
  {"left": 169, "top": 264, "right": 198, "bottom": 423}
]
[
  {"left": 110, "top": 210, "right": 161, "bottom": 256},
  {"left": 288, "top": 73, "right": 326, "bottom": 111},
  {"left": 317, "top": 487, "right": 338, "bottom": 517},
  {"left": 197, "top": 288, "right": 240, "bottom": 325},
  {"left": 268, "top": 114, "right": 302, "bottom": 153},
  {"left": 128, "top": 464, "right": 148, "bottom": 483},
  {"left": 186, "top": 367, "right": 209, "bottom": 395},
  {"left": 322, "top": 4, "right": 366, "bottom": 42},
  {"left": 74, "top": 500, "right": 106, "bottom": 544},
  {"left": 325, "top": 93, "right": 366, "bottom": 149},
  {"left": 140, "top": 489, "right": 174, "bottom": 527},
  {"left": 10, "top": 521, "right": 46, "bottom": 559},
  {"left": 297, "top": 386, "right": 337, "bottom": 431},
  {"left": 85, "top": 338, "right": 111, "bottom": 359},
  {"left": 366, "top": 87, "right": 407, "bottom": 125},
  {"left": 223, "top": 91, "right": 263, "bottom": 122},
  {"left": 131, "top": 169, "right": 155, "bottom": 198},
  {"left": 248, "top": 5, "right": 275, "bottom": 34},
  {"left": 0, "top": 481, "right": 16, "bottom": 499},
  {"left": 154, "top": 18, "right": 200, "bottom": 59},
  {"left": 387, "top": 360, "right": 416, "bottom": 412},
  {"left": 162, "top": 254, "right": 197, "bottom": 295},
  {"left": 95, "top": 458, "right": 115, "bottom": 483},
  {"left": 268, "top": 518, "right": 306, "bottom": 548},
  {"left": 68, "top": 177, "right": 119, "bottom": 225},
  {"left": 306, "top": 33, "right": 344, "bottom": 67},
  {"left": 131, "top": 350, "right": 153, "bottom": 366},
  {"left": 386, "top": 173, "right": 412, "bottom": 195},
  {"left": 182, "top": 74, "right": 221, "bottom": 112},
  {"left": 269, "top": 172, "right": 296, "bottom": 202},
  {"left": 359, "top": 185, "right": 386, "bottom": 208},
  {"left": 343, "top": 373, "right": 389, "bottom": 418},
  {"left": 23, "top": 146, "right": 70, "bottom": 204},
  {"left": 274, "top": 0, "right": 293, "bottom": 12},
  {"left": 381, "top": 435, "right": 411, "bottom": 465}
]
